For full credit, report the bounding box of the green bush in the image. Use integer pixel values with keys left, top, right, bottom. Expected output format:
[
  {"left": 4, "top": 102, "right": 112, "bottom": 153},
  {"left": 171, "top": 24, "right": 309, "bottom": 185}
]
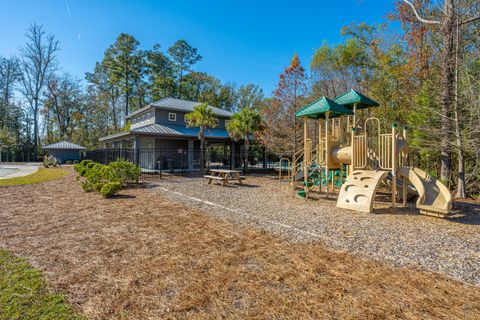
[
  {"left": 84, "top": 163, "right": 106, "bottom": 189},
  {"left": 80, "top": 159, "right": 92, "bottom": 166},
  {"left": 100, "top": 182, "right": 122, "bottom": 198},
  {"left": 73, "top": 163, "right": 83, "bottom": 173},
  {"left": 73, "top": 160, "right": 79, "bottom": 164},
  {"left": 77, "top": 166, "right": 88, "bottom": 177},
  {"left": 75, "top": 160, "right": 140, "bottom": 198},
  {"left": 107, "top": 160, "right": 141, "bottom": 184},
  {"left": 65, "top": 160, "right": 72, "bottom": 165},
  {"left": 80, "top": 180, "right": 93, "bottom": 192}
]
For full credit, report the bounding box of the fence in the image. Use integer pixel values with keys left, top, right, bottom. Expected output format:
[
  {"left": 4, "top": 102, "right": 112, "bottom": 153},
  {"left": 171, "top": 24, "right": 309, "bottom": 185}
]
[{"left": 84, "top": 148, "right": 281, "bottom": 181}]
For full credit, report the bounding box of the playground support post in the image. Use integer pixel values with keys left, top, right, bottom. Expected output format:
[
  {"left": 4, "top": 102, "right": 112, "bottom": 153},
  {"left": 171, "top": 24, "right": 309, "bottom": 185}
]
[
  {"left": 303, "top": 117, "right": 308, "bottom": 198},
  {"left": 351, "top": 127, "right": 356, "bottom": 171},
  {"left": 353, "top": 103, "right": 357, "bottom": 129},
  {"left": 402, "top": 126, "right": 408, "bottom": 206},
  {"left": 325, "top": 112, "right": 330, "bottom": 198},
  {"left": 318, "top": 119, "right": 322, "bottom": 193},
  {"left": 391, "top": 123, "right": 397, "bottom": 208}
]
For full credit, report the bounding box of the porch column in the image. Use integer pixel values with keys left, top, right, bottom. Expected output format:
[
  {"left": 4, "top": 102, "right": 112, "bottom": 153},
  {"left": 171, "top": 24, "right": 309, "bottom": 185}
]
[
  {"left": 230, "top": 141, "right": 235, "bottom": 170},
  {"left": 133, "top": 135, "right": 140, "bottom": 165},
  {"left": 187, "top": 139, "right": 194, "bottom": 171}
]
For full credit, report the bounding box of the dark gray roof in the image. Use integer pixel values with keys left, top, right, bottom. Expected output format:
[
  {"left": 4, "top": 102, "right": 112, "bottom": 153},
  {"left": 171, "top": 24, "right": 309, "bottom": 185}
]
[
  {"left": 98, "top": 131, "right": 131, "bottom": 142},
  {"left": 133, "top": 123, "right": 229, "bottom": 138},
  {"left": 43, "top": 141, "right": 86, "bottom": 150},
  {"left": 99, "top": 123, "right": 229, "bottom": 142},
  {"left": 126, "top": 97, "right": 233, "bottom": 119}
]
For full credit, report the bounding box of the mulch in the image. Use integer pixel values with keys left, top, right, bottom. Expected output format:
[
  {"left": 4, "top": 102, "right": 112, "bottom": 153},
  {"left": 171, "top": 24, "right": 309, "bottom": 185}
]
[{"left": 0, "top": 169, "right": 479, "bottom": 319}]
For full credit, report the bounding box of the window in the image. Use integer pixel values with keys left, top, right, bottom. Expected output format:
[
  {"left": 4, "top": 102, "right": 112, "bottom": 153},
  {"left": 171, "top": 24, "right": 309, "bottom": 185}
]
[
  {"left": 184, "top": 114, "right": 188, "bottom": 123},
  {"left": 169, "top": 113, "right": 177, "bottom": 121}
]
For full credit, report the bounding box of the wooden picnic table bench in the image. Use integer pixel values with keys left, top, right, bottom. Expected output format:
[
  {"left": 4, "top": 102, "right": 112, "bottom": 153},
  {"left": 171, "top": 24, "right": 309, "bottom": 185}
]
[{"left": 204, "top": 169, "right": 246, "bottom": 186}]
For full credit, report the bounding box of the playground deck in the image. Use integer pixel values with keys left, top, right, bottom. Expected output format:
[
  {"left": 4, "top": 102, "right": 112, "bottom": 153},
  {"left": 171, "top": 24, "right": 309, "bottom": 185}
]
[{"left": 156, "top": 175, "right": 480, "bottom": 286}]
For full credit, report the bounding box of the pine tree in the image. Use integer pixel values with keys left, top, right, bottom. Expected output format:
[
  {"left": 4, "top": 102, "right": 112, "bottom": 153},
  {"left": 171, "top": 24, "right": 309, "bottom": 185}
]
[
  {"left": 258, "top": 53, "right": 307, "bottom": 155},
  {"left": 104, "top": 33, "right": 144, "bottom": 116}
]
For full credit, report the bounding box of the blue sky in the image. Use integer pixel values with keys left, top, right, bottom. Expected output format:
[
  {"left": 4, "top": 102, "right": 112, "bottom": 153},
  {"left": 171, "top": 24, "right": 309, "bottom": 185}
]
[{"left": 0, "top": 0, "right": 397, "bottom": 96}]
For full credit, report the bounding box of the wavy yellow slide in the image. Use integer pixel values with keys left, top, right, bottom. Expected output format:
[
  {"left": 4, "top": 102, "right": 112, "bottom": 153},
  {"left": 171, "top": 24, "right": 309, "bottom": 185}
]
[
  {"left": 337, "top": 167, "right": 452, "bottom": 217},
  {"left": 396, "top": 166, "right": 452, "bottom": 217}
]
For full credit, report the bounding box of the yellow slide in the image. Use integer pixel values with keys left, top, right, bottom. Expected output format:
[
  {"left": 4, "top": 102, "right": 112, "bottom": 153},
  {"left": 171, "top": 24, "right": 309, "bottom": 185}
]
[
  {"left": 397, "top": 166, "right": 452, "bottom": 217},
  {"left": 337, "top": 167, "right": 452, "bottom": 217}
]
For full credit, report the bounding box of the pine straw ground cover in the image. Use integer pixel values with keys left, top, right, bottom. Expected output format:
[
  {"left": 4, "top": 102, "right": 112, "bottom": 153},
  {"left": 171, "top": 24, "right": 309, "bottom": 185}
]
[{"left": 0, "top": 170, "right": 479, "bottom": 319}]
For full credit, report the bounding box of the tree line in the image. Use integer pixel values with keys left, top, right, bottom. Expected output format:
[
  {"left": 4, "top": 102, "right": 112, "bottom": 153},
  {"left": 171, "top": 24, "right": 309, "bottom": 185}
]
[
  {"left": 0, "top": 24, "right": 266, "bottom": 160},
  {"left": 1, "top": 0, "right": 479, "bottom": 197},
  {"left": 260, "top": 0, "right": 479, "bottom": 197}
]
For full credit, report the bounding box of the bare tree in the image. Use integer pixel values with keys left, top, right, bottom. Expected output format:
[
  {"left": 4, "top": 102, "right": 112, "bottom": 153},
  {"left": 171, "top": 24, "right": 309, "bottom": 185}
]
[
  {"left": 402, "top": 0, "right": 480, "bottom": 194},
  {"left": 19, "top": 23, "right": 59, "bottom": 160},
  {"left": 0, "top": 56, "right": 22, "bottom": 126},
  {"left": 46, "top": 73, "right": 85, "bottom": 140}
]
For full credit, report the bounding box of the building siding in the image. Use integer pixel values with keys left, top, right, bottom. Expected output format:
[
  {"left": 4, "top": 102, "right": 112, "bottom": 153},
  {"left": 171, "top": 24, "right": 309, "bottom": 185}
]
[
  {"left": 155, "top": 109, "right": 228, "bottom": 129},
  {"left": 48, "top": 149, "right": 82, "bottom": 164}
]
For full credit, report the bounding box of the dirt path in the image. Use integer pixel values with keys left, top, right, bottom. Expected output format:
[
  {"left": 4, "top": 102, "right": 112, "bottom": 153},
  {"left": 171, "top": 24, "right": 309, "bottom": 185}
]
[{"left": 0, "top": 171, "right": 479, "bottom": 319}]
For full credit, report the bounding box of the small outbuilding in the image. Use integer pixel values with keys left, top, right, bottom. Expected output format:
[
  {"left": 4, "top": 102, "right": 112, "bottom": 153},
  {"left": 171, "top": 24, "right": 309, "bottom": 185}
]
[{"left": 43, "top": 141, "right": 86, "bottom": 164}]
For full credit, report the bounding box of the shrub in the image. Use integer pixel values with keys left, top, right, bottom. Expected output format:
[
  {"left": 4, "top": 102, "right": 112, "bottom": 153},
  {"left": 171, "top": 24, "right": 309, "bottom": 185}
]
[
  {"left": 65, "top": 160, "right": 72, "bottom": 165},
  {"left": 84, "top": 163, "right": 106, "bottom": 187},
  {"left": 100, "top": 182, "right": 122, "bottom": 198},
  {"left": 73, "top": 160, "right": 79, "bottom": 164},
  {"left": 77, "top": 166, "right": 88, "bottom": 177},
  {"left": 43, "top": 157, "right": 49, "bottom": 168},
  {"left": 73, "top": 163, "right": 83, "bottom": 173},
  {"left": 80, "top": 159, "right": 92, "bottom": 166},
  {"left": 75, "top": 160, "right": 139, "bottom": 198},
  {"left": 107, "top": 160, "right": 141, "bottom": 184},
  {"left": 80, "top": 180, "right": 93, "bottom": 192}
]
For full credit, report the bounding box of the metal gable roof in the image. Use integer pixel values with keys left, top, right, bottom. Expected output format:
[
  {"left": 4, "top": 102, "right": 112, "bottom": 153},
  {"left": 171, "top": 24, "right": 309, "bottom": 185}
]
[
  {"left": 132, "top": 123, "right": 230, "bottom": 139},
  {"left": 126, "top": 97, "right": 233, "bottom": 119},
  {"left": 99, "top": 123, "right": 230, "bottom": 142},
  {"left": 43, "top": 141, "right": 86, "bottom": 150},
  {"left": 333, "top": 89, "right": 379, "bottom": 109},
  {"left": 295, "top": 96, "right": 354, "bottom": 119},
  {"left": 98, "top": 131, "right": 132, "bottom": 142}
]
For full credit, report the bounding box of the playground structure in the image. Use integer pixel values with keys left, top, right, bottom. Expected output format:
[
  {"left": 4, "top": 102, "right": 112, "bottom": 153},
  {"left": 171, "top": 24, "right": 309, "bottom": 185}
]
[{"left": 278, "top": 89, "right": 452, "bottom": 218}]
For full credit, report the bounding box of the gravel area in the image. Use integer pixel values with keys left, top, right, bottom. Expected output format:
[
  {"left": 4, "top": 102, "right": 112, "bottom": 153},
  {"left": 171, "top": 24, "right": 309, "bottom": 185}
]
[{"left": 154, "top": 174, "right": 480, "bottom": 286}]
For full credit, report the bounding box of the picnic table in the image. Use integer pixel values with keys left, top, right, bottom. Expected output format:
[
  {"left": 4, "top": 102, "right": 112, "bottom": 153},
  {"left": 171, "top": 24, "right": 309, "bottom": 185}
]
[{"left": 204, "top": 169, "right": 246, "bottom": 186}]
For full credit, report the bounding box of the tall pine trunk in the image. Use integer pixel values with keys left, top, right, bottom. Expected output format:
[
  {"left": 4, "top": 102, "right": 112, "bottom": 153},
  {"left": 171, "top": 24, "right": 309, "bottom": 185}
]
[
  {"left": 439, "top": 0, "right": 455, "bottom": 184},
  {"left": 125, "top": 52, "right": 129, "bottom": 116},
  {"left": 453, "top": 12, "right": 467, "bottom": 198}
]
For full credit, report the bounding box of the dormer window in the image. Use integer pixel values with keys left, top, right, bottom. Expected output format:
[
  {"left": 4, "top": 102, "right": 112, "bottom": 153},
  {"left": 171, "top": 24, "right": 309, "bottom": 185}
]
[{"left": 168, "top": 113, "right": 176, "bottom": 121}]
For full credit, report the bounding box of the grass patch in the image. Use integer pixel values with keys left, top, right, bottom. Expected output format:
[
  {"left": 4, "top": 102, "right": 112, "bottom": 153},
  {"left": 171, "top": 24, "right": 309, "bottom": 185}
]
[
  {"left": 0, "top": 168, "right": 67, "bottom": 187},
  {"left": 0, "top": 249, "right": 82, "bottom": 320}
]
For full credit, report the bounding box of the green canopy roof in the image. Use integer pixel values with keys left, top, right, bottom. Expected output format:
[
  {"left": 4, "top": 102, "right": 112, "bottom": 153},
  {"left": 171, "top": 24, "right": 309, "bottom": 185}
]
[
  {"left": 333, "top": 89, "right": 379, "bottom": 109},
  {"left": 295, "top": 96, "right": 354, "bottom": 119}
]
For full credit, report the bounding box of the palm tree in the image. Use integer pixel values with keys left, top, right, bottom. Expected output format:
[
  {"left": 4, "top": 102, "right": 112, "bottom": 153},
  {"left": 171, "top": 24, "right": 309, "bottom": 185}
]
[
  {"left": 185, "top": 103, "right": 218, "bottom": 174},
  {"left": 226, "top": 108, "right": 262, "bottom": 172}
]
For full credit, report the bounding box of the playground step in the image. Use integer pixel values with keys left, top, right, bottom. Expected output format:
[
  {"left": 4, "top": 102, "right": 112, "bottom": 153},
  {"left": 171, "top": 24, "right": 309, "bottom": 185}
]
[
  {"left": 297, "top": 190, "right": 307, "bottom": 198},
  {"left": 336, "top": 170, "right": 389, "bottom": 213}
]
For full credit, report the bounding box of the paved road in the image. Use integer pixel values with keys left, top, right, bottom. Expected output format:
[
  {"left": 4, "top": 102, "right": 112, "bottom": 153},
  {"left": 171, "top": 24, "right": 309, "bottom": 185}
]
[
  {"left": 0, "top": 167, "right": 18, "bottom": 177},
  {"left": 0, "top": 163, "right": 40, "bottom": 179}
]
